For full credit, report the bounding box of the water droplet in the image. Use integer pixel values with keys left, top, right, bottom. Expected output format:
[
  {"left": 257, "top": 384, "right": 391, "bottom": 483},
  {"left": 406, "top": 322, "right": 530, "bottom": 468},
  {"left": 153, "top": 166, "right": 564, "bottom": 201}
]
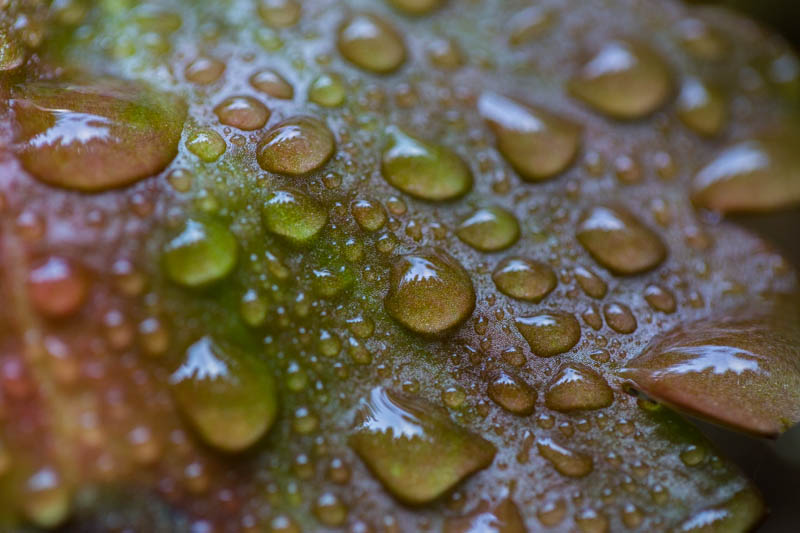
[
  {"left": 385, "top": 248, "right": 475, "bottom": 335},
  {"left": 692, "top": 136, "right": 800, "bottom": 213},
  {"left": 568, "top": 40, "right": 672, "bottom": 119},
  {"left": 138, "top": 317, "right": 169, "bottom": 357},
  {"left": 515, "top": 312, "right": 581, "bottom": 357},
  {"left": 427, "top": 37, "right": 463, "bottom": 70},
  {"left": 577, "top": 206, "right": 666, "bottom": 275},
  {"left": 22, "top": 467, "right": 71, "bottom": 528},
  {"left": 537, "top": 437, "right": 593, "bottom": 477},
  {"left": 28, "top": 256, "right": 88, "bottom": 318},
  {"left": 493, "top": 257, "right": 556, "bottom": 302},
  {"left": 574, "top": 266, "right": 607, "bottom": 299},
  {"left": 621, "top": 503, "right": 644, "bottom": 529},
  {"left": 677, "top": 18, "right": 727, "bottom": 61},
  {"left": 457, "top": 206, "right": 519, "bottom": 252},
  {"left": 250, "top": 69, "right": 294, "bottom": 99},
  {"left": 338, "top": 13, "right": 406, "bottom": 74},
  {"left": 185, "top": 56, "right": 225, "bottom": 84},
  {"left": 443, "top": 499, "right": 526, "bottom": 533},
  {"left": 308, "top": 73, "right": 346, "bottom": 107},
  {"left": 487, "top": 371, "right": 537, "bottom": 415},
  {"left": 258, "top": 0, "right": 301, "bottom": 28},
  {"left": 603, "top": 302, "right": 637, "bottom": 334},
  {"left": 644, "top": 284, "right": 676, "bottom": 313},
  {"left": 575, "top": 509, "right": 609, "bottom": 533},
  {"left": 537, "top": 499, "right": 567, "bottom": 527},
  {"left": 478, "top": 92, "right": 581, "bottom": 181},
  {"left": 388, "top": 0, "right": 442, "bottom": 16},
  {"left": 163, "top": 218, "right": 238, "bottom": 287},
  {"left": 313, "top": 492, "right": 348, "bottom": 526},
  {"left": 214, "top": 96, "right": 270, "bottom": 131},
  {"left": 680, "top": 444, "right": 707, "bottom": 466},
  {"left": 677, "top": 77, "right": 726, "bottom": 137},
  {"left": 257, "top": 116, "right": 335, "bottom": 176},
  {"left": 352, "top": 198, "right": 387, "bottom": 231},
  {"left": 186, "top": 129, "right": 226, "bottom": 162},
  {"left": 674, "top": 488, "right": 763, "bottom": 533},
  {"left": 262, "top": 188, "right": 328, "bottom": 245},
  {"left": 240, "top": 289, "right": 268, "bottom": 326},
  {"left": 170, "top": 337, "right": 278, "bottom": 452},
  {"left": 381, "top": 127, "right": 472, "bottom": 201},
  {"left": 545, "top": 363, "right": 613, "bottom": 412},
  {"left": 349, "top": 387, "right": 495, "bottom": 504},
  {"left": 508, "top": 6, "right": 556, "bottom": 45},
  {"left": 11, "top": 80, "right": 185, "bottom": 191}
]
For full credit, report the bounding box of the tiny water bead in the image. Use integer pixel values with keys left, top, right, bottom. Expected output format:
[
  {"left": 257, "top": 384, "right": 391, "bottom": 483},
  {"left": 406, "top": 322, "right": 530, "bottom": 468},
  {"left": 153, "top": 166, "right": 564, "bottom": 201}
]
[
  {"left": 644, "top": 284, "right": 676, "bottom": 313},
  {"left": 170, "top": 337, "right": 278, "bottom": 452},
  {"left": 27, "top": 256, "right": 89, "bottom": 318},
  {"left": 456, "top": 206, "right": 520, "bottom": 252},
  {"left": 381, "top": 127, "right": 472, "bottom": 201},
  {"left": 677, "top": 18, "right": 728, "bottom": 61},
  {"left": 603, "top": 302, "right": 637, "bottom": 334},
  {"left": 568, "top": 40, "right": 673, "bottom": 119},
  {"left": 348, "top": 387, "right": 495, "bottom": 504},
  {"left": 384, "top": 248, "right": 475, "bottom": 335},
  {"left": 508, "top": 6, "right": 556, "bottom": 45},
  {"left": 676, "top": 77, "right": 726, "bottom": 137},
  {"left": 338, "top": 13, "right": 406, "bottom": 74},
  {"left": 536, "top": 437, "right": 593, "bottom": 478},
  {"left": 388, "top": 0, "right": 442, "bottom": 16},
  {"left": 257, "top": 116, "right": 335, "bottom": 176},
  {"left": 478, "top": 92, "right": 581, "bottom": 182},
  {"left": 545, "top": 364, "right": 613, "bottom": 412},
  {"left": 492, "top": 257, "right": 556, "bottom": 302},
  {"left": 162, "top": 218, "right": 238, "bottom": 287},
  {"left": 258, "top": 0, "right": 301, "bottom": 28},
  {"left": 487, "top": 371, "right": 537, "bottom": 416},
  {"left": 11, "top": 80, "right": 186, "bottom": 191},
  {"left": 443, "top": 499, "right": 526, "bottom": 533},
  {"left": 213, "top": 96, "right": 270, "bottom": 131},
  {"left": 21, "top": 467, "right": 71, "bottom": 528},
  {"left": 515, "top": 312, "right": 581, "bottom": 357},
  {"left": 186, "top": 129, "right": 226, "bottom": 162},
  {"left": 573, "top": 266, "right": 607, "bottom": 299},
  {"left": 185, "top": 56, "right": 226, "bottom": 85},
  {"left": 249, "top": 69, "right": 294, "bottom": 99},
  {"left": 262, "top": 189, "right": 328, "bottom": 245},
  {"left": 308, "top": 73, "right": 346, "bottom": 107},
  {"left": 576, "top": 206, "right": 666, "bottom": 275},
  {"left": 692, "top": 136, "right": 800, "bottom": 213},
  {"left": 351, "top": 198, "right": 387, "bottom": 231}
]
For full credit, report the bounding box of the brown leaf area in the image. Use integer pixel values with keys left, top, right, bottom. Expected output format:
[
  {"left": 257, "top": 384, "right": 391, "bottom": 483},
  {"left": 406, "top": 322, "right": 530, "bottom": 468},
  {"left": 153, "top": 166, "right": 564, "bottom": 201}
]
[{"left": 0, "top": 0, "right": 799, "bottom": 531}]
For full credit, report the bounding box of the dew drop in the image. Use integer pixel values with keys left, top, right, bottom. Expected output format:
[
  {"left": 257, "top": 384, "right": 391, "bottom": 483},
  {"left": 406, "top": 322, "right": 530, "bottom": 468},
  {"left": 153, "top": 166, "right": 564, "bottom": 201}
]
[
  {"left": 478, "top": 92, "right": 581, "bottom": 181},
  {"left": 545, "top": 363, "right": 613, "bottom": 412},
  {"left": 214, "top": 96, "right": 270, "bottom": 131},
  {"left": 573, "top": 266, "right": 607, "bottom": 299},
  {"left": 338, "top": 13, "right": 406, "bottom": 74},
  {"left": 385, "top": 248, "right": 475, "bottom": 335},
  {"left": 443, "top": 499, "right": 526, "bottom": 533},
  {"left": 644, "top": 284, "right": 676, "bottom": 313},
  {"left": 492, "top": 257, "right": 556, "bottom": 302},
  {"left": 515, "top": 312, "right": 581, "bottom": 357},
  {"left": 576, "top": 206, "right": 666, "bottom": 275},
  {"left": 603, "top": 302, "right": 637, "bottom": 334},
  {"left": 388, "top": 0, "right": 442, "bottom": 16},
  {"left": 28, "top": 256, "right": 89, "bottom": 318},
  {"left": 250, "top": 69, "right": 294, "bottom": 99},
  {"left": 352, "top": 198, "right": 387, "bottom": 231},
  {"left": 308, "top": 73, "right": 346, "bottom": 107},
  {"left": 508, "top": 6, "right": 556, "bottom": 45},
  {"left": 258, "top": 0, "right": 301, "bottom": 28},
  {"left": 487, "top": 371, "right": 537, "bottom": 416},
  {"left": 313, "top": 492, "right": 348, "bottom": 526},
  {"left": 185, "top": 56, "right": 225, "bottom": 85},
  {"left": 677, "top": 18, "right": 727, "bottom": 61},
  {"left": 575, "top": 509, "right": 609, "bottom": 533},
  {"left": 568, "top": 40, "right": 672, "bottom": 119},
  {"left": 457, "top": 206, "right": 519, "bottom": 252},
  {"left": 163, "top": 218, "right": 238, "bottom": 287},
  {"left": 186, "top": 129, "right": 226, "bottom": 162},
  {"left": 676, "top": 77, "right": 726, "bottom": 137},
  {"left": 537, "top": 437, "right": 593, "bottom": 478},
  {"left": 262, "top": 188, "right": 328, "bottom": 245},
  {"left": 381, "top": 127, "right": 472, "bottom": 201},
  {"left": 22, "top": 467, "right": 71, "bottom": 528},
  {"left": 257, "top": 116, "right": 335, "bottom": 176}
]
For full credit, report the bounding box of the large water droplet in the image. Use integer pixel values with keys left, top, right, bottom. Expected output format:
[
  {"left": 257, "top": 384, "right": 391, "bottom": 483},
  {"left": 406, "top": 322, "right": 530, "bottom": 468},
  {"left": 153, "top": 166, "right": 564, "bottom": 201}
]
[
  {"left": 338, "top": 13, "right": 406, "bottom": 74},
  {"left": 443, "top": 499, "right": 526, "bottom": 533},
  {"left": 545, "top": 363, "right": 613, "bottom": 412},
  {"left": 170, "top": 337, "right": 278, "bottom": 452},
  {"left": 576, "top": 206, "right": 666, "bottom": 275},
  {"left": 349, "top": 387, "right": 495, "bottom": 504},
  {"left": 537, "top": 437, "right": 593, "bottom": 477},
  {"left": 692, "top": 136, "right": 800, "bottom": 213},
  {"left": 11, "top": 80, "right": 185, "bottom": 191},
  {"left": 621, "top": 311, "right": 800, "bottom": 437},
  {"left": 487, "top": 371, "right": 537, "bottom": 416},
  {"left": 493, "top": 257, "right": 556, "bottom": 302},
  {"left": 478, "top": 92, "right": 581, "bottom": 181},
  {"left": 262, "top": 188, "right": 328, "bottom": 245},
  {"left": 257, "top": 116, "right": 335, "bottom": 176},
  {"left": 676, "top": 77, "right": 726, "bottom": 137},
  {"left": 163, "top": 218, "right": 238, "bottom": 287},
  {"left": 568, "top": 40, "right": 672, "bottom": 119},
  {"left": 385, "top": 248, "right": 475, "bottom": 335},
  {"left": 515, "top": 312, "right": 581, "bottom": 357},
  {"left": 381, "top": 127, "right": 472, "bottom": 201},
  {"left": 457, "top": 206, "right": 519, "bottom": 252}
]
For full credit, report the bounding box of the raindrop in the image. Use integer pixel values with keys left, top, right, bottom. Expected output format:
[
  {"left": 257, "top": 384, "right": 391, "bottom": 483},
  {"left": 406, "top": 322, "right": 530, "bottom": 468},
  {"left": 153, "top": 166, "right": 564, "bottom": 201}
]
[
  {"left": 457, "top": 206, "right": 520, "bottom": 252},
  {"left": 338, "top": 13, "right": 406, "bottom": 73},
  {"left": 257, "top": 116, "right": 335, "bottom": 176},
  {"left": 262, "top": 188, "right": 328, "bottom": 244},
  {"left": 515, "top": 312, "right": 581, "bottom": 357},
  {"left": 493, "top": 257, "right": 556, "bottom": 302},
  {"left": 163, "top": 218, "right": 238, "bottom": 287},
  {"left": 545, "top": 363, "right": 613, "bottom": 412}
]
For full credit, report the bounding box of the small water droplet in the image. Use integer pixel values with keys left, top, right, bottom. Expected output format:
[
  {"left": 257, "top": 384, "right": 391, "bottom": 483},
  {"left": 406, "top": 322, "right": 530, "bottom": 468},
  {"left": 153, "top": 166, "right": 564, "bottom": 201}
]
[
  {"left": 515, "top": 312, "right": 581, "bottom": 357},
  {"left": 508, "top": 6, "right": 556, "bottom": 45},
  {"left": 338, "top": 13, "right": 406, "bottom": 73},
  {"left": 677, "top": 18, "right": 727, "bottom": 61},
  {"left": 214, "top": 95, "right": 270, "bottom": 131},
  {"left": 308, "top": 73, "right": 346, "bottom": 107},
  {"left": 163, "top": 218, "right": 238, "bottom": 287},
  {"left": 388, "top": 0, "right": 442, "bottom": 15},
  {"left": 258, "top": 0, "right": 301, "bottom": 28},
  {"left": 545, "top": 363, "right": 613, "bottom": 412},
  {"left": 603, "top": 302, "right": 637, "bottom": 334},
  {"left": 257, "top": 116, "right": 335, "bottom": 176},
  {"left": 493, "top": 257, "right": 556, "bottom": 302},
  {"left": 186, "top": 129, "right": 226, "bottom": 162},
  {"left": 644, "top": 284, "right": 676, "bottom": 313},
  {"left": 262, "top": 188, "right": 328, "bottom": 244},
  {"left": 185, "top": 56, "right": 225, "bottom": 84},
  {"left": 457, "top": 206, "right": 520, "bottom": 252},
  {"left": 487, "top": 371, "right": 537, "bottom": 415},
  {"left": 677, "top": 77, "right": 726, "bottom": 137},
  {"left": 250, "top": 69, "right": 294, "bottom": 99},
  {"left": 28, "top": 256, "right": 88, "bottom": 318},
  {"left": 443, "top": 499, "right": 526, "bottom": 533},
  {"left": 537, "top": 437, "right": 593, "bottom": 477},
  {"left": 574, "top": 266, "right": 607, "bottom": 299},
  {"left": 313, "top": 492, "right": 348, "bottom": 526}
]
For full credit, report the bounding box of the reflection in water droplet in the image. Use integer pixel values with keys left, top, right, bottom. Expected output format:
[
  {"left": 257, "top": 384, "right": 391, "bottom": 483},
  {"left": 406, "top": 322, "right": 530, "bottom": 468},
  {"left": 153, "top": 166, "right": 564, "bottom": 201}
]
[
  {"left": 338, "top": 13, "right": 406, "bottom": 74},
  {"left": 574, "top": 266, "right": 607, "bottom": 299},
  {"left": 163, "top": 218, "right": 238, "bottom": 287},
  {"left": 28, "top": 256, "right": 88, "bottom": 318},
  {"left": 487, "top": 371, "right": 537, "bottom": 416},
  {"left": 577, "top": 206, "right": 666, "bottom": 275},
  {"left": 677, "top": 77, "right": 726, "bottom": 137},
  {"left": 457, "top": 206, "right": 519, "bottom": 252},
  {"left": 493, "top": 257, "right": 556, "bottom": 302},
  {"left": 186, "top": 129, "right": 226, "bottom": 162},
  {"left": 214, "top": 95, "right": 270, "bottom": 131},
  {"left": 309, "top": 73, "right": 346, "bottom": 107},
  {"left": 349, "top": 387, "right": 495, "bottom": 504},
  {"left": 443, "top": 499, "right": 526, "bottom": 533},
  {"left": 352, "top": 198, "right": 387, "bottom": 231},
  {"left": 257, "top": 116, "right": 335, "bottom": 176},
  {"left": 262, "top": 188, "right": 328, "bottom": 244},
  {"left": 381, "top": 127, "right": 472, "bottom": 201},
  {"left": 250, "top": 69, "right": 294, "bottom": 99},
  {"left": 185, "top": 56, "right": 225, "bottom": 85},
  {"left": 545, "top": 363, "right": 613, "bottom": 412},
  {"left": 537, "top": 437, "right": 593, "bottom": 477},
  {"left": 479, "top": 92, "right": 581, "bottom": 181},
  {"left": 515, "top": 312, "right": 581, "bottom": 357},
  {"left": 603, "top": 302, "right": 637, "bottom": 334},
  {"left": 258, "top": 0, "right": 301, "bottom": 28},
  {"left": 385, "top": 248, "right": 475, "bottom": 335},
  {"left": 568, "top": 40, "right": 672, "bottom": 119},
  {"left": 644, "top": 284, "right": 676, "bottom": 313}
]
